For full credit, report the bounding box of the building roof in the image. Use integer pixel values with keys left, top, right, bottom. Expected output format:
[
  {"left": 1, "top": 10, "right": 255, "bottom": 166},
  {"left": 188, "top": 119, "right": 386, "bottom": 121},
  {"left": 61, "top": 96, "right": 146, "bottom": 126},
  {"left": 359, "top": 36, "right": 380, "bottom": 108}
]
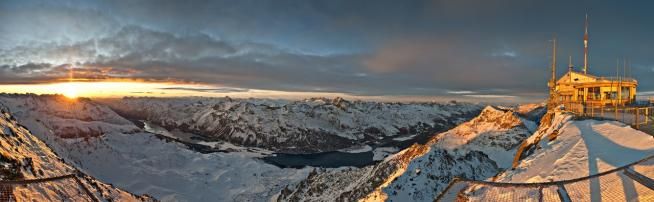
[{"left": 557, "top": 70, "right": 637, "bottom": 85}]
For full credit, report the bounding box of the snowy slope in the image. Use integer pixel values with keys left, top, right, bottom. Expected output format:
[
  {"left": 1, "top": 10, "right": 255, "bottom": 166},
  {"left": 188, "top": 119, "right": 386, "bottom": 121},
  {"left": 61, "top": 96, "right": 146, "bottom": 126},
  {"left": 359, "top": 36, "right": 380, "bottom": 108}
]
[
  {"left": 454, "top": 111, "right": 654, "bottom": 201},
  {"left": 0, "top": 107, "right": 151, "bottom": 201},
  {"left": 58, "top": 132, "right": 312, "bottom": 202},
  {"left": 278, "top": 106, "right": 534, "bottom": 201},
  {"left": 101, "top": 97, "right": 482, "bottom": 153},
  {"left": 500, "top": 112, "right": 654, "bottom": 182}
]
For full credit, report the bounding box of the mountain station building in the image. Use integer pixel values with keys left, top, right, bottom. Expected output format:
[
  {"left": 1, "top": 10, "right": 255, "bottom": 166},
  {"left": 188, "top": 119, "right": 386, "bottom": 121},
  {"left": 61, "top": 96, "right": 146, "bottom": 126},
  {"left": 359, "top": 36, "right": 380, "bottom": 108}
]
[{"left": 555, "top": 70, "right": 637, "bottom": 106}]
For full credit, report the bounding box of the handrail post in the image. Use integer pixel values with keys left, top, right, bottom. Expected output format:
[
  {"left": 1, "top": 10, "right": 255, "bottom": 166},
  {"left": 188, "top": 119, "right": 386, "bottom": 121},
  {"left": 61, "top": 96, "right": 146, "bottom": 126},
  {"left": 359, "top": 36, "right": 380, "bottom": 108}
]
[
  {"left": 634, "top": 107, "right": 640, "bottom": 129},
  {"left": 623, "top": 108, "right": 626, "bottom": 123},
  {"left": 646, "top": 107, "right": 649, "bottom": 124}
]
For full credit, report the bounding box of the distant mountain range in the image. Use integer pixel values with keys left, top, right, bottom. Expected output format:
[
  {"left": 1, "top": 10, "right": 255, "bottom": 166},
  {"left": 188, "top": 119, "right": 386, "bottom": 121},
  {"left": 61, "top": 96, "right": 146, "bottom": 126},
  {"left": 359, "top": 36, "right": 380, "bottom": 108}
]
[{"left": 101, "top": 96, "right": 483, "bottom": 153}]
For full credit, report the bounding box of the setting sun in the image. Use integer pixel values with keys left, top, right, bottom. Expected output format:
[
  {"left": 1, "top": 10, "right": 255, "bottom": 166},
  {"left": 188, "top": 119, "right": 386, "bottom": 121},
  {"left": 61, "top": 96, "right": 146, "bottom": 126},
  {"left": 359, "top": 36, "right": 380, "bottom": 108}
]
[{"left": 62, "top": 83, "right": 78, "bottom": 99}]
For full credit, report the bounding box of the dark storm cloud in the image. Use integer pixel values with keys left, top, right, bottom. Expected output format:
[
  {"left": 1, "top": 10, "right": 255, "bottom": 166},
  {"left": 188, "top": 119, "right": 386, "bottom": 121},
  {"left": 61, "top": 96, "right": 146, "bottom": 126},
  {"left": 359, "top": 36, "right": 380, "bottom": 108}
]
[
  {"left": 0, "top": 62, "right": 138, "bottom": 83},
  {"left": 1, "top": 0, "right": 654, "bottom": 101},
  {"left": 0, "top": 63, "right": 56, "bottom": 84},
  {"left": 6, "top": 63, "right": 52, "bottom": 74}
]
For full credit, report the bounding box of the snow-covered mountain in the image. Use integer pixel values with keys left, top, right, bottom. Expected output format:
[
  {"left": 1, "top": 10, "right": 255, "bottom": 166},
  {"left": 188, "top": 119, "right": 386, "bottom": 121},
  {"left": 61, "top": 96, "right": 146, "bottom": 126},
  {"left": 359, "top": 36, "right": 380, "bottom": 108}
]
[
  {"left": 0, "top": 94, "right": 140, "bottom": 140},
  {"left": 0, "top": 94, "right": 314, "bottom": 201},
  {"left": 100, "top": 97, "right": 482, "bottom": 153},
  {"left": 0, "top": 105, "right": 152, "bottom": 201},
  {"left": 278, "top": 106, "right": 535, "bottom": 201}
]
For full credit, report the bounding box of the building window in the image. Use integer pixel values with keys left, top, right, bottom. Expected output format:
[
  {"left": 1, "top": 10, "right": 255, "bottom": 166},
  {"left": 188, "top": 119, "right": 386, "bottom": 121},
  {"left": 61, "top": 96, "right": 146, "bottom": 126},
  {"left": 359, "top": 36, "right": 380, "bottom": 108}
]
[
  {"left": 609, "top": 91, "right": 617, "bottom": 99},
  {"left": 587, "top": 87, "right": 600, "bottom": 100},
  {"left": 577, "top": 88, "right": 584, "bottom": 101},
  {"left": 622, "top": 87, "right": 630, "bottom": 99}
]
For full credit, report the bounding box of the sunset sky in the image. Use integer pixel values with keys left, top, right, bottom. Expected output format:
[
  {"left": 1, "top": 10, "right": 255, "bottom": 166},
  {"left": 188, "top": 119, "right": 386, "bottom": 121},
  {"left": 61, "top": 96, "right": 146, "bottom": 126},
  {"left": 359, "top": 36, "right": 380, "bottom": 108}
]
[{"left": 1, "top": 0, "right": 653, "bottom": 102}]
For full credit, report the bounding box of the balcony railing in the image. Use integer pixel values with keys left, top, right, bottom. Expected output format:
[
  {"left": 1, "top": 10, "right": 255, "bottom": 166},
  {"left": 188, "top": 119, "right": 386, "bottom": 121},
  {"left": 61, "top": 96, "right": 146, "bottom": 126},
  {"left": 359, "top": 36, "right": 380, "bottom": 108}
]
[
  {"left": 595, "top": 76, "right": 637, "bottom": 83},
  {"left": 560, "top": 102, "right": 654, "bottom": 130}
]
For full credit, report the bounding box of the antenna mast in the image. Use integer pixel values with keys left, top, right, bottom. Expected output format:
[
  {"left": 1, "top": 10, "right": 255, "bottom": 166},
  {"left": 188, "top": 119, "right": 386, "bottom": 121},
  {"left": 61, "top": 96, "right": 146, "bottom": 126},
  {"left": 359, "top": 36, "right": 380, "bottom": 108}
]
[
  {"left": 552, "top": 37, "right": 557, "bottom": 86},
  {"left": 568, "top": 56, "right": 572, "bottom": 72},
  {"left": 548, "top": 36, "right": 558, "bottom": 108},
  {"left": 627, "top": 58, "right": 631, "bottom": 79},
  {"left": 583, "top": 13, "right": 589, "bottom": 74},
  {"left": 623, "top": 58, "right": 627, "bottom": 81}
]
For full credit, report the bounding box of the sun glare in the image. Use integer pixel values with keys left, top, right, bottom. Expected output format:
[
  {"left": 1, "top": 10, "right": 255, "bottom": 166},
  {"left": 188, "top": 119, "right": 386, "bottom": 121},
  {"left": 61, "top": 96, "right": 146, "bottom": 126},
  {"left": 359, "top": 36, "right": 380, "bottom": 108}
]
[
  {"left": 62, "top": 83, "right": 78, "bottom": 99},
  {"left": 0, "top": 81, "right": 228, "bottom": 98},
  {"left": 0, "top": 81, "right": 344, "bottom": 99}
]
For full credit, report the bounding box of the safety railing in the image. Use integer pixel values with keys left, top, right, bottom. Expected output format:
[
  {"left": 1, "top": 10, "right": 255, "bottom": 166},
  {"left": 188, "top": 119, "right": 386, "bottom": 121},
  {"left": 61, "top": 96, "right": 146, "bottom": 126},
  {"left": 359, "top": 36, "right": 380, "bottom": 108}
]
[
  {"left": 436, "top": 155, "right": 654, "bottom": 201},
  {"left": 0, "top": 173, "right": 99, "bottom": 202},
  {"left": 561, "top": 102, "right": 654, "bottom": 130}
]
